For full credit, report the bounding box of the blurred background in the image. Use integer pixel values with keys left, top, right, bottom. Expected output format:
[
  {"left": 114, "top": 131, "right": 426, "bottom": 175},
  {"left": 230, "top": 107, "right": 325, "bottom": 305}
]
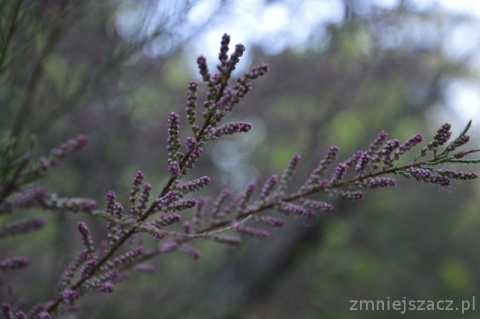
[{"left": 2, "top": 0, "right": 480, "bottom": 318}]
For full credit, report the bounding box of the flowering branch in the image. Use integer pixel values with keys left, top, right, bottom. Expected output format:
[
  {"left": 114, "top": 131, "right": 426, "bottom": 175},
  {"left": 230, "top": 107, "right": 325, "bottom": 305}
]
[{"left": 1, "top": 33, "right": 479, "bottom": 318}]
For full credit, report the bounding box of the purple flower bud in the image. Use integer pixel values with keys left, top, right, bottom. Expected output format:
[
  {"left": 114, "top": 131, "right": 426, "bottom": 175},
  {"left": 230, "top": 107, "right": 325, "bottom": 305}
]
[
  {"left": 1, "top": 187, "right": 46, "bottom": 212},
  {"left": 211, "top": 188, "right": 232, "bottom": 219},
  {"left": 101, "top": 282, "right": 115, "bottom": 293},
  {"left": 210, "top": 122, "right": 252, "bottom": 139},
  {"left": 86, "top": 282, "right": 115, "bottom": 293},
  {"left": 211, "top": 235, "right": 242, "bottom": 246},
  {"left": 138, "top": 222, "right": 165, "bottom": 240},
  {"left": 186, "top": 82, "right": 198, "bottom": 129},
  {"left": 244, "top": 63, "right": 269, "bottom": 80},
  {"left": 106, "top": 190, "right": 116, "bottom": 216},
  {"left": 278, "top": 154, "right": 301, "bottom": 194},
  {"left": 301, "top": 199, "right": 335, "bottom": 212},
  {"left": 136, "top": 183, "right": 152, "bottom": 214},
  {"left": 367, "top": 131, "right": 388, "bottom": 156},
  {"left": 42, "top": 195, "right": 97, "bottom": 213},
  {"left": 357, "top": 177, "right": 397, "bottom": 189},
  {"left": 183, "top": 147, "right": 203, "bottom": 174},
  {"left": 158, "top": 240, "right": 179, "bottom": 253},
  {"left": 422, "top": 123, "right": 452, "bottom": 153},
  {"left": 336, "top": 190, "right": 364, "bottom": 201},
  {"left": 15, "top": 311, "right": 28, "bottom": 319},
  {"left": 405, "top": 168, "right": 450, "bottom": 186},
  {"left": 330, "top": 162, "right": 348, "bottom": 184},
  {"left": 156, "top": 213, "right": 181, "bottom": 227},
  {"left": 178, "top": 176, "right": 211, "bottom": 194},
  {"left": 218, "top": 33, "right": 230, "bottom": 71},
  {"left": 77, "top": 222, "right": 95, "bottom": 256},
  {"left": 134, "top": 264, "right": 156, "bottom": 274},
  {"left": 80, "top": 259, "right": 97, "bottom": 278},
  {"left": 181, "top": 243, "right": 200, "bottom": 259},
  {"left": 395, "top": 134, "right": 423, "bottom": 159},
  {"left": 186, "top": 136, "right": 197, "bottom": 151},
  {"left": 61, "top": 289, "right": 78, "bottom": 305},
  {"left": 112, "top": 202, "right": 124, "bottom": 219},
  {"left": 38, "top": 312, "right": 51, "bottom": 319},
  {"left": 197, "top": 55, "right": 210, "bottom": 82},
  {"left": 167, "top": 112, "right": 182, "bottom": 163},
  {"left": 169, "top": 199, "right": 197, "bottom": 212},
  {"left": 232, "top": 220, "right": 270, "bottom": 239},
  {"left": 36, "top": 135, "right": 88, "bottom": 174},
  {"left": 355, "top": 152, "right": 370, "bottom": 175},
  {"left": 238, "top": 183, "right": 256, "bottom": 210},
  {"left": 255, "top": 216, "right": 285, "bottom": 227},
  {"left": 305, "top": 146, "right": 339, "bottom": 187},
  {"left": 0, "top": 256, "right": 29, "bottom": 271},
  {"left": 437, "top": 169, "right": 477, "bottom": 180},
  {"left": 227, "top": 43, "right": 245, "bottom": 72},
  {"left": 260, "top": 174, "right": 278, "bottom": 200},
  {"left": 168, "top": 161, "right": 181, "bottom": 177},
  {"left": 1, "top": 302, "right": 11, "bottom": 318},
  {"left": 0, "top": 217, "right": 45, "bottom": 239},
  {"left": 278, "top": 202, "right": 314, "bottom": 217},
  {"left": 129, "top": 172, "right": 144, "bottom": 217},
  {"left": 156, "top": 191, "right": 179, "bottom": 209},
  {"left": 446, "top": 135, "right": 470, "bottom": 152},
  {"left": 380, "top": 139, "right": 400, "bottom": 167}
]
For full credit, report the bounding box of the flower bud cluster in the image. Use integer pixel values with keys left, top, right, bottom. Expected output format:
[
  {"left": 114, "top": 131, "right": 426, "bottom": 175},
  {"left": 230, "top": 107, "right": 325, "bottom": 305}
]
[
  {"left": 404, "top": 167, "right": 450, "bottom": 186},
  {"left": 167, "top": 112, "right": 182, "bottom": 175},
  {"left": 0, "top": 217, "right": 44, "bottom": 239},
  {"left": 260, "top": 174, "right": 278, "bottom": 200},
  {"left": 278, "top": 154, "right": 301, "bottom": 194},
  {"left": 209, "top": 121, "right": 252, "bottom": 139},
  {"left": 445, "top": 135, "right": 470, "bottom": 153},
  {"left": 330, "top": 162, "right": 348, "bottom": 184},
  {"left": 218, "top": 33, "right": 230, "bottom": 72},
  {"left": 41, "top": 194, "right": 97, "bottom": 213},
  {"left": 237, "top": 183, "right": 256, "bottom": 211},
  {"left": 437, "top": 169, "right": 477, "bottom": 180},
  {"left": 336, "top": 190, "right": 365, "bottom": 201},
  {"left": 177, "top": 176, "right": 211, "bottom": 194},
  {"left": 0, "top": 187, "right": 46, "bottom": 213},
  {"left": 197, "top": 56, "right": 210, "bottom": 83},
  {"left": 278, "top": 202, "right": 314, "bottom": 217},
  {"left": 301, "top": 199, "right": 335, "bottom": 212},
  {"left": 254, "top": 215, "right": 285, "bottom": 227},
  {"left": 380, "top": 139, "right": 400, "bottom": 167},
  {"left": 155, "top": 213, "right": 181, "bottom": 227},
  {"left": 186, "top": 81, "right": 198, "bottom": 132},
  {"left": 210, "top": 234, "right": 242, "bottom": 246},
  {"left": 129, "top": 171, "right": 145, "bottom": 217},
  {"left": 366, "top": 131, "right": 388, "bottom": 155},
  {"left": 0, "top": 256, "right": 29, "bottom": 271},
  {"left": 232, "top": 220, "right": 269, "bottom": 239},
  {"left": 356, "top": 177, "right": 397, "bottom": 189},
  {"left": 422, "top": 123, "right": 451, "bottom": 153},
  {"left": 37, "top": 135, "right": 88, "bottom": 174},
  {"left": 355, "top": 152, "right": 371, "bottom": 175},
  {"left": 304, "top": 146, "right": 339, "bottom": 187},
  {"left": 180, "top": 243, "right": 201, "bottom": 259},
  {"left": 137, "top": 183, "right": 152, "bottom": 213},
  {"left": 77, "top": 222, "right": 95, "bottom": 256},
  {"left": 395, "top": 134, "right": 423, "bottom": 159}
]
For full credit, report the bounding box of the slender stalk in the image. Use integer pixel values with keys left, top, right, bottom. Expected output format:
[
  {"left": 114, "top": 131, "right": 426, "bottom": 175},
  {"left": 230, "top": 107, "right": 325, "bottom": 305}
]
[
  {"left": 0, "top": 0, "right": 23, "bottom": 73},
  {"left": 11, "top": 0, "right": 71, "bottom": 137}
]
